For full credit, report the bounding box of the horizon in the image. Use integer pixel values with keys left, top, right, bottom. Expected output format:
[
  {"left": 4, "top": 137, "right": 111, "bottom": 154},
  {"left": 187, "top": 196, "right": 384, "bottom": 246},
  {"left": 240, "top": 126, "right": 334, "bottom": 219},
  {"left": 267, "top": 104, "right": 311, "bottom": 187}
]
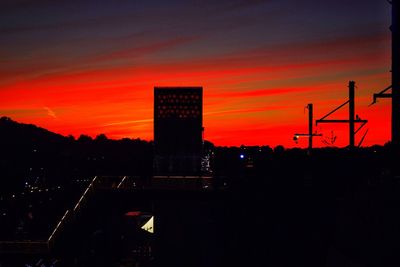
[
  {"left": 0, "top": 0, "right": 393, "bottom": 147},
  {"left": 1, "top": 115, "right": 393, "bottom": 149}
]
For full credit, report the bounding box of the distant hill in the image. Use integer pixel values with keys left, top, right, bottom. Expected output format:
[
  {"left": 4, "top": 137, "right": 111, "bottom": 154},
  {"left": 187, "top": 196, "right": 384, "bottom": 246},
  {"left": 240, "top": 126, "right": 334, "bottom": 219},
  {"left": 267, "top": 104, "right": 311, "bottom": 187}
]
[
  {"left": 0, "top": 117, "right": 153, "bottom": 193},
  {"left": 0, "top": 116, "right": 66, "bottom": 145}
]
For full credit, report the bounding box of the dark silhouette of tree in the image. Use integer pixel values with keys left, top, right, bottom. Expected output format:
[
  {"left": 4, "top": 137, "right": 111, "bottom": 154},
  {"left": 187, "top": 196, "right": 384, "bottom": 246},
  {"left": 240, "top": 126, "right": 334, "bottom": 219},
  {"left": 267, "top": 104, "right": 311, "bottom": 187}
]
[
  {"left": 273, "top": 145, "right": 285, "bottom": 154},
  {"left": 78, "top": 134, "right": 93, "bottom": 142},
  {"left": 322, "top": 130, "right": 337, "bottom": 146},
  {"left": 95, "top": 133, "right": 108, "bottom": 142}
]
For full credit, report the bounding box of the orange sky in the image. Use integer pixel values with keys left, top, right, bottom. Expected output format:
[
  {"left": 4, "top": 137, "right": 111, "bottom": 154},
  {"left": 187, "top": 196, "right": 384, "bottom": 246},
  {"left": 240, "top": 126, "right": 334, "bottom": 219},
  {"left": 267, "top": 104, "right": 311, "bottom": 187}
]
[{"left": 0, "top": 0, "right": 393, "bottom": 147}]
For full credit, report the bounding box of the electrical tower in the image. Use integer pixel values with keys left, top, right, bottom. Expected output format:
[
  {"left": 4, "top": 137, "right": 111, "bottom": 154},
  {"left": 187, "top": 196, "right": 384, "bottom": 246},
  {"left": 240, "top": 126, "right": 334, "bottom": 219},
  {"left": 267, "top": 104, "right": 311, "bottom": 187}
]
[
  {"left": 316, "top": 81, "right": 368, "bottom": 148},
  {"left": 293, "top": 103, "right": 322, "bottom": 152}
]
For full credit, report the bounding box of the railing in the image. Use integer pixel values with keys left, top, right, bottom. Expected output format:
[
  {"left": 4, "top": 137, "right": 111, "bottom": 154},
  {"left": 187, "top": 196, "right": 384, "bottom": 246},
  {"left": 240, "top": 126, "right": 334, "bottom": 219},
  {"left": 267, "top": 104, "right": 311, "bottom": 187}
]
[
  {"left": 47, "top": 210, "right": 70, "bottom": 249},
  {"left": 47, "top": 176, "right": 101, "bottom": 250},
  {"left": 47, "top": 176, "right": 100, "bottom": 250},
  {"left": 73, "top": 176, "right": 98, "bottom": 213}
]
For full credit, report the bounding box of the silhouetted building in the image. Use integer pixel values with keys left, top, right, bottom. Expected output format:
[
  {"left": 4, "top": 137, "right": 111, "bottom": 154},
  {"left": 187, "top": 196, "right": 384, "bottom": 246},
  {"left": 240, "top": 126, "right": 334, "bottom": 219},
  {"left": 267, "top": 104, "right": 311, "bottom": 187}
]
[{"left": 154, "top": 87, "right": 203, "bottom": 176}]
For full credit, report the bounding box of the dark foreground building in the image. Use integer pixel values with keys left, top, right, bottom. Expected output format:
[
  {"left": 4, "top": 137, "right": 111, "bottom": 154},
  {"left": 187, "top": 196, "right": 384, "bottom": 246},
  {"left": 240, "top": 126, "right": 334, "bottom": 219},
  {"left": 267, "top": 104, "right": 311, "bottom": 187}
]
[{"left": 153, "top": 87, "right": 203, "bottom": 176}]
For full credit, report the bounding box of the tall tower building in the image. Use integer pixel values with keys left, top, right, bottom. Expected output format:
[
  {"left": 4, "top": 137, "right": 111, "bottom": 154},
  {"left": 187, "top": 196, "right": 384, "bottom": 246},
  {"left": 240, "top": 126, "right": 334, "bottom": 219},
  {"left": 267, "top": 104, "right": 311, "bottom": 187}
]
[{"left": 153, "top": 87, "right": 203, "bottom": 176}]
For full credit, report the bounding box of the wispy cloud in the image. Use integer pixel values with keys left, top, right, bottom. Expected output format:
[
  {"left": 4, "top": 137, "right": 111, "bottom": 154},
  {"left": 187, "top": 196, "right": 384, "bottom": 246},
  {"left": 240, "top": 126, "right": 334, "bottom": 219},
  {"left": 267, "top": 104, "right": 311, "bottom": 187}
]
[
  {"left": 0, "top": 108, "right": 43, "bottom": 117},
  {"left": 205, "top": 105, "right": 286, "bottom": 116},
  {"left": 208, "top": 87, "right": 315, "bottom": 99},
  {"left": 102, "top": 119, "right": 152, "bottom": 127},
  {"left": 92, "top": 36, "right": 199, "bottom": 63},
  {"left": 43, "top": 106, "right": 57, "bottom": 118}
]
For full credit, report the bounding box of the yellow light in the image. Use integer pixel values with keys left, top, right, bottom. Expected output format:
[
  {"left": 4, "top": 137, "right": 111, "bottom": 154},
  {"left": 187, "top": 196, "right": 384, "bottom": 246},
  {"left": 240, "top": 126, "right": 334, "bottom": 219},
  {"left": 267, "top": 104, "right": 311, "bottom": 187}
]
[{"left": 141, "top": 216, "right": 154, "bottom": 234}]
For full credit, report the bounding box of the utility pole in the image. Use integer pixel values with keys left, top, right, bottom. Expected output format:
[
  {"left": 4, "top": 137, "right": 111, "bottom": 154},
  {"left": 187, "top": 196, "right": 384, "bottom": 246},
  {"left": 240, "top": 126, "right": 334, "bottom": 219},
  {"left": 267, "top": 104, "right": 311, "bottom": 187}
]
[
  {"left": 393, "top": 0, "right": 400, "bottom": 145},
  {"left": 349, "top": 81, "right": 355, "bottom": 148},
  {"left": 316, "top": 81, "right": 368, "bottom": 149},
  {"left": 370, "top": 0, "right": 399, "bottom": 145},
  {"left": 294, "top": 103, "right": 321, "bottom": 153},
  {"left": 308, "top": 103, "right": 313, "bottom": 150}
]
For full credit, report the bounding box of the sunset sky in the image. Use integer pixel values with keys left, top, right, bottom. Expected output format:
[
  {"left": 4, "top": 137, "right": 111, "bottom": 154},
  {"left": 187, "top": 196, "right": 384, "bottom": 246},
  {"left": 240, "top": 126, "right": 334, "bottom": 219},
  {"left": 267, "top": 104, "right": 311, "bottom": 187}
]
[{"left": 0, "top": 0, "right": 393, "bottom": 147}]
